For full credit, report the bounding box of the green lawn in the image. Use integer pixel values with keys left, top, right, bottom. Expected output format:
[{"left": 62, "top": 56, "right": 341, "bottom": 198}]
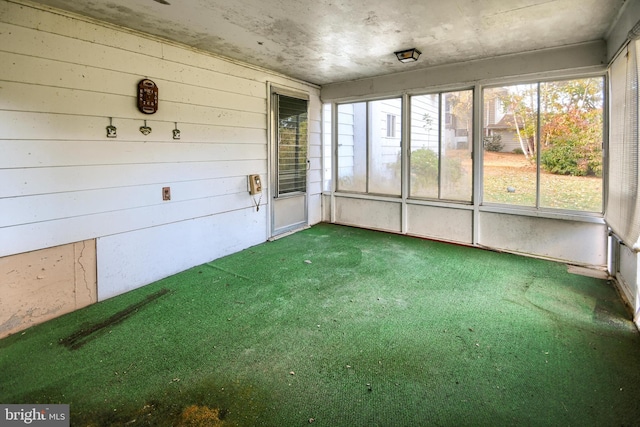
[{"left": 483, "top": 152, "right": 602, "bottom": 212}]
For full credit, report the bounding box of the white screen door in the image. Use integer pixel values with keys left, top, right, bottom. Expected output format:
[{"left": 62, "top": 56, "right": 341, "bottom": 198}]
[{"left": 271, "top": 91, "right": 309, "bottom": 236}]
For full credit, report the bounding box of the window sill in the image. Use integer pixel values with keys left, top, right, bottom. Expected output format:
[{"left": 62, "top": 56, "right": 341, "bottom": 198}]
[
  {"left": 325, "top": 192, "right": 605, "bottom": 224},
  {"left": 479, "top": 203, "right": 605, "bottom": 224}
]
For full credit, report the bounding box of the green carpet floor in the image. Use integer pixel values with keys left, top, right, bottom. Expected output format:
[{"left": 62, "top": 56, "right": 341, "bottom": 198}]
[{"left": 1, "top": 223, "right": 639, "bottom": 426}]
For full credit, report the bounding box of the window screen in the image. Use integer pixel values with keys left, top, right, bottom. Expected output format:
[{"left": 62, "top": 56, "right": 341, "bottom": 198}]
[
  {"left": 482, "top": 78, "right": 603, "bottom": 212},
  {"left": 410, "top": 90, "right": 473, "bottom": 202},
  {"left": 336, "top": 99, "right": 402, "bottom": 196}
]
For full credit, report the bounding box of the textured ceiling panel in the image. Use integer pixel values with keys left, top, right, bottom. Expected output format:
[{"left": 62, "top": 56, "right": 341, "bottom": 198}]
[{"left": 26, "top": 0, "right": 625, "bottom": 85}]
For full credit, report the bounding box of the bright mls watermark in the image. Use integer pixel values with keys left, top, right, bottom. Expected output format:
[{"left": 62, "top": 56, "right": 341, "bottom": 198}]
[{"left": 1, "top": 405, "right": 69, "bottom": 426}]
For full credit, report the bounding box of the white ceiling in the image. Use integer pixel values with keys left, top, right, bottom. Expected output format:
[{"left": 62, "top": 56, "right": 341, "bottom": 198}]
[{"left": 28, "top": 0, "right": 626, "bottom": 85}]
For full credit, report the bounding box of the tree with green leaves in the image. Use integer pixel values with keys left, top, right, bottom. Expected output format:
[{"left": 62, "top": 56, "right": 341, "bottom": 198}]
[
  {"left": 539, "top": 78, "right": 603, "bottom": 176},
  {"left": 497, "top": 78, "right": 603, "bottom": 175}
]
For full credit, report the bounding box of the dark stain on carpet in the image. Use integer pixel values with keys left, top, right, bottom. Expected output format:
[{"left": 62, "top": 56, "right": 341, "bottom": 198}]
[{"left": 59, "top": 288, "right": 170, "bottom": 350}]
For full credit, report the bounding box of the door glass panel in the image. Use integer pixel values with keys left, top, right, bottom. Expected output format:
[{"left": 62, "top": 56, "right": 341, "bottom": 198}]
[{"left": 278, "top": 95, "right": 308, "bottom": 195}]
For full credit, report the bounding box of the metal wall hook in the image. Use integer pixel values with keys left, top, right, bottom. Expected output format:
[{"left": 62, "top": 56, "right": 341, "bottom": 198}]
[
  {"left": 106, "top": 117, "right": 117, "bottom": 138},
  {"left": 140, "top": 120, "right": 152, "bottom": 135},
  {"left": 172, "top": 122, "right": 181, "bottom": 140}
]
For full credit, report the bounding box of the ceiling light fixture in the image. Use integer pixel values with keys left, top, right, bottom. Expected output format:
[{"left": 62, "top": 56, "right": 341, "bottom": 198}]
[{"left": 394, "top": 48, "right": 421, "bottom": 63}]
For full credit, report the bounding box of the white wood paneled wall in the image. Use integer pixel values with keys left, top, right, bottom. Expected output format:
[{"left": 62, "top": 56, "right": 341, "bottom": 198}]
[{"left": 0, "top": 0, "right": 321, "bottom": 299}]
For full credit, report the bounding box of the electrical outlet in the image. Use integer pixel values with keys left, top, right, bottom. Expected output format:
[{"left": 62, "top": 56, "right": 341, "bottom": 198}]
[{"left": 162, "top": 187, "right": 171, "bottom": 201}]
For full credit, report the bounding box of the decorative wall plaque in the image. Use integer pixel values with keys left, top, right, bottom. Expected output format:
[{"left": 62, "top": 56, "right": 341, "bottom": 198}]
[{"left": 137, "top": 79, "right": 158, "bottom": 114}]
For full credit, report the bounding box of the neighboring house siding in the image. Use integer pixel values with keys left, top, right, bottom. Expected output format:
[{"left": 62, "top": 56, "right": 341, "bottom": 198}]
[
  {"left": 499, "top": 131, "right": 521, "bottom": 153},
  {"left": 411, "top": 95, "right": 439, "bottom": 152},
  {"left": 370, "top": 99, "right": 402, "bottom": 193},
  {"left": 0, "top": 0, "right": 321, "bottom": 316},
  {"left": 337, "top": 104, "right": 357, "bottom": 184}
]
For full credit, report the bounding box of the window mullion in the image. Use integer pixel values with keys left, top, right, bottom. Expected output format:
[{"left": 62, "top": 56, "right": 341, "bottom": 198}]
[
  {"left": 536, "top": 82, "right": 541, "bottom": 209},
  {"left": 274, "top": 95, "right": 281, "bottom": 196},
  {"left": 438, "top": 93, "right": 443, "bottom": 200},
  {"left": 366, "top": 101, "right": 370, "bottom": 193}
]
